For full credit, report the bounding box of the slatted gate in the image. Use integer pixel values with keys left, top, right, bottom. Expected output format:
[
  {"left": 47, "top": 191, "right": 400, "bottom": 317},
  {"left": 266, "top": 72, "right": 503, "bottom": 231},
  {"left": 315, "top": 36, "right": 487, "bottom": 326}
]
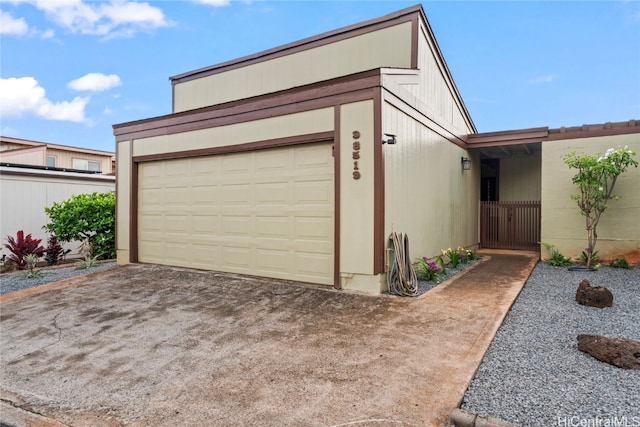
[{"left": 480, "top": 201, "right": 541, "bottom": 251}]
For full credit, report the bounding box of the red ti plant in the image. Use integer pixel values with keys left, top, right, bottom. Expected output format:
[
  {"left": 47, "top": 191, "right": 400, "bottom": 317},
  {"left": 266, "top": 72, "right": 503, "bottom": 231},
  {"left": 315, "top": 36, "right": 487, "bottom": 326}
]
[{"left": 3, "top": 230, "right": 45, "bottom": 269}]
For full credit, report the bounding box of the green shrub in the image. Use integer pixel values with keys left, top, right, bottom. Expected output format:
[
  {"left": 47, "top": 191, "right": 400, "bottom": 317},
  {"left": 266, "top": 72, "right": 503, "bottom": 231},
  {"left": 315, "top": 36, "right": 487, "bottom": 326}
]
[
  {"left": 541, "top": 242, "right": 573, "bottom": 267},
  {"left": 44, "top": 192, "right": 115, "bottom": 259},
  {"left": 610, "top": 258, "right": 630, "bottom": 269}
]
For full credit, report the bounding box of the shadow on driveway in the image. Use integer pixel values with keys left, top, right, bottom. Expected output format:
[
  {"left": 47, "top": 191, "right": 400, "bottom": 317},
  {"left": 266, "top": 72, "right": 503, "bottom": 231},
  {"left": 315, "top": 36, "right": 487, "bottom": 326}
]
[{"left": 1, "top": 252, "right": 537, "bottom": 427}]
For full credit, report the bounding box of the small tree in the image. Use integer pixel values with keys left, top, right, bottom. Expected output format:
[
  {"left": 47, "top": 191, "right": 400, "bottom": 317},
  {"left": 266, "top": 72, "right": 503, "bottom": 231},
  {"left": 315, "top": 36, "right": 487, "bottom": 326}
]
[
  {"left": 44, "top": 192, "right": 116, "bottom": 260},
  {"left": 563, "top": 146, "right": 638, "bottom": 269}
]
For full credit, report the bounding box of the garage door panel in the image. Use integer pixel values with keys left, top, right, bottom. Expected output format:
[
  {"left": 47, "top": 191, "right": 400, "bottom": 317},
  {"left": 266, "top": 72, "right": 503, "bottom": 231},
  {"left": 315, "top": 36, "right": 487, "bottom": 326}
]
[
  {"left": 192, "top": 185, "right": 219, "bottom": 205},
  {"left": 294, "top": 181, "right": 332, "bottom": 204},
  {"left": 191, "top": 156, "right": 221, "bottom": 175},
  {"left": 138, "top": 142, "right": 334, "bottom": 285},
  {"left": 192, "top": 215, "right": 220, "bottom": 233},
  {"left": 255, "top": 216, "right": 289, "bottom": 238},
  {"left": 221, "top": 246, "right": 252, "bottom": 269},
  {"left": 255, "top": 182, "right": 289, "bottom": 204},
  {"left": 294, "top": 218, "right": 332, "bottom": 240},
  {"left": 222, "top": 184, "right": 251, "bottom": 204},
  {"left": 294, "top": 144, "right": 332, "bottom": 167},
  {"left": 222, "top": 216, "right": 253, "bottom": 236},
  {"left": 255, "top": 249, "right": 290, "bottom": 273},
  {"left": 255, "top": 150, "right": 289, "bottom": 170},
  {"left": 165, "top": 215, "right": 189, "bottom": 232},
  {"left": 223, "top": 154, "right": 251, "bottom": 173}
]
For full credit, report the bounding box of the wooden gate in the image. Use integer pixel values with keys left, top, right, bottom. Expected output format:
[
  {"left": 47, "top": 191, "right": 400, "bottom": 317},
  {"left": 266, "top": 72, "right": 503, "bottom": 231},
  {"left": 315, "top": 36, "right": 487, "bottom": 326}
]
[{"left": 480, "top": 201, "right": 541, "bottom": 250}]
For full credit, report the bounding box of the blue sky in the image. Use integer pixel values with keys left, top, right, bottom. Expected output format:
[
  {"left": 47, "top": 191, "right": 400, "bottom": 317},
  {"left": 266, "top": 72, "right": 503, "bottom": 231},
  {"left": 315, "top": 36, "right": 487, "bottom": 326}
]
[{"left": 1, "top": 1, "right": 639, "bottom": 152}]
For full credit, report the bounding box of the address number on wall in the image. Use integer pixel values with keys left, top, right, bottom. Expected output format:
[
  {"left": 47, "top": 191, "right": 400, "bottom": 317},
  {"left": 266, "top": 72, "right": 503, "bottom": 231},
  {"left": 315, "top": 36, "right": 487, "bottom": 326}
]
[{"left": 352, "top": 130, "right": 361, "bottom": 180}]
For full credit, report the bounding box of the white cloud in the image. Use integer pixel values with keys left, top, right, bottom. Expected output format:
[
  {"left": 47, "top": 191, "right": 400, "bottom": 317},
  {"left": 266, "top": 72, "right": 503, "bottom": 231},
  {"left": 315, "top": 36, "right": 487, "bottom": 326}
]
[
  {"left": 68, "top": 73, "right": 122, "bottom": 92},
  {"left": 528, "top": 75, "right": 554, "bottom": 84},
  {"left": 0, "top": 10, "right": 29, "bottom": 35},
  {"left": 40, "top": 28, "right": 55, "bottom": 39},
  {"left": 190, "top": 0, "right": 231, "bottom": 7},
  {"left": 17, "top": 0, "right": 170, "bottom": 38},
  {"left": 0, "top": 77, "right": 88, "bottom": 122}
]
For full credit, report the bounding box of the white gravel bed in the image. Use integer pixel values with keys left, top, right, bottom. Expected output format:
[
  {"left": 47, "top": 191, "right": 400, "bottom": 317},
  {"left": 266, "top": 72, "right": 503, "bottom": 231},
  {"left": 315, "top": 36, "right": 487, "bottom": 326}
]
[
  {"left": 461, "top": 262, "right": 640, "bottom": 426},
  {"left": 0, "top": 262, "right": 117, "bottom": 295}
]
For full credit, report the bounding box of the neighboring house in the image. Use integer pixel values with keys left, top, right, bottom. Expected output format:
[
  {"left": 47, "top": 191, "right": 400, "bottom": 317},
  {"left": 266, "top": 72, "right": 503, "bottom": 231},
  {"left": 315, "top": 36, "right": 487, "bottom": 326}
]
[
  {"left": 0, "top": 136, "right": 115, "bottom": 174},
  {"left": 113, "top": 5, "right": 639, "bottom": 293},
  {"left": 0, "top": 136, "right": 115, "bottom": 256}
]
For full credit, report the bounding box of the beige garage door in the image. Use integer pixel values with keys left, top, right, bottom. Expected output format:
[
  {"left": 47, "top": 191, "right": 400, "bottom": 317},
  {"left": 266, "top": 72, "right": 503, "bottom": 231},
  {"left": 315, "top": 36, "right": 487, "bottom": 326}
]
[{"left": 137, "top": 142, "right": 334, "bottom": 285}]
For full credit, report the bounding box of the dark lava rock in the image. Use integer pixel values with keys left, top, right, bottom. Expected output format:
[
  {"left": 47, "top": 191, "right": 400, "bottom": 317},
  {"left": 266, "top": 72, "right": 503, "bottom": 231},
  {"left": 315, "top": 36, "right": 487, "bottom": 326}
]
[
  {"left": 575, "top": 279, "right": 613, "bottom": 308},
  {"left": 577, "top": 335, "right": 640, "bottom": 370}
]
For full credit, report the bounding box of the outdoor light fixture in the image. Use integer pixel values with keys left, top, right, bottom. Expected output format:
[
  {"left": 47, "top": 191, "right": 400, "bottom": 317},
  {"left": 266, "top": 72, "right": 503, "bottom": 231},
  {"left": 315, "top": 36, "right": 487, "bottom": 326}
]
[
  {"left": 382, "top": 133, "right": 397, "bottom": 145},
  {"left": 461, "top": 157, "right": 472, "bottom": 170}
]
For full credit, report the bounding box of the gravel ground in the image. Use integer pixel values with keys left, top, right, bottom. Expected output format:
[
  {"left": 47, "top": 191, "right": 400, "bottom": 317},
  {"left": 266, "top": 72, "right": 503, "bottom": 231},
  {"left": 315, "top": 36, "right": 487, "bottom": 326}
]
[
  {"left": 461, "top": 262, "right": 640, "bottom": 427},
  {"left": 0, "top": 261, "right": 117, "bottom": 295}
]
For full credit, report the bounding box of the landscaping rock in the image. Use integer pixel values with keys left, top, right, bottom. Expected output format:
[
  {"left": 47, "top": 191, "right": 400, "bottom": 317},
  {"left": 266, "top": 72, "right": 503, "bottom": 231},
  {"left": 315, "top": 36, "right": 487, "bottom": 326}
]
[
  {"left": 575, "top": 279, "right": 613, "bottom": 308},
  {"left": 577, "top": 335, "right": 640, "bottom": 370}
]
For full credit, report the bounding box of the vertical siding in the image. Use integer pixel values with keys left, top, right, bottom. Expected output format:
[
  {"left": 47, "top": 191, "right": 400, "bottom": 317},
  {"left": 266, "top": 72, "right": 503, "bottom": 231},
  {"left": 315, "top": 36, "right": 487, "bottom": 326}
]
[
  {"left": 541, "top": 134, "right": 640, "bottom": 259},
  {"left": 0, "top": 149, "right": 45, "bottom": 165},
  {"left": 499, "top": 152, "right": 541, "bottom": 201},
  {"left": 174, "top": 22, "right": 412, "bottom": 111},
  {"left": 383, "top": 103, "right": 479, "bottom": 260},
  {"left": 46, "top": 148, "right": 112, "bottom": 173},
  {"left": 408, "top": 22, "right": 471, "bottom": 136}
]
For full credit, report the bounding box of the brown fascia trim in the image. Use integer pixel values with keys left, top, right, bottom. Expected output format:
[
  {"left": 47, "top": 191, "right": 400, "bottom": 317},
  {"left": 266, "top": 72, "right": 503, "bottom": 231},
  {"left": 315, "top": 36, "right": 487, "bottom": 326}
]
[
  {"left": 114, "top": 70, "right": 383, "bottom": 142},
  {"left": 132, "top": 131, "right": 334, "bottom": 163},
  {"left": 465, "top": 127, "right": 549, "bottom": 148},
  {"left": 372, "top": 88, "right": 385, "bottom": 276},
  {"left": 466, "top": 119, "right": 640, "bottom": 148},
  {"left": 170, "top": 5, "right": 423, "bottom": 84},
  {"left": 546, "top": 119, "right": 640, "bottom": 141},
  {"left": 333, "top": 106, "right": 341, "bottom": 290}
]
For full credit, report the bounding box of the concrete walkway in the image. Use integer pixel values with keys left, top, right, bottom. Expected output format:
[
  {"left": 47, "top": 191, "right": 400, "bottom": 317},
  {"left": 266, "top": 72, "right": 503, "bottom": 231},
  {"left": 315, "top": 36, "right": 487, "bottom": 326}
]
[{"left": 0, "top": 250, "right": 538, "bottom": 427}]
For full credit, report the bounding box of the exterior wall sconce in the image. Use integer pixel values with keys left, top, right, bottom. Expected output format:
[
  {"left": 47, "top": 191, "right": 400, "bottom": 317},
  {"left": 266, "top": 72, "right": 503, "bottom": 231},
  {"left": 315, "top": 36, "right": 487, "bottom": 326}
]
[
  {"left": 461, "top": 157, "right": 472, "bottom": 170},
  {"left": 382, "top": 133, "right": 397, "bottom": 145}
]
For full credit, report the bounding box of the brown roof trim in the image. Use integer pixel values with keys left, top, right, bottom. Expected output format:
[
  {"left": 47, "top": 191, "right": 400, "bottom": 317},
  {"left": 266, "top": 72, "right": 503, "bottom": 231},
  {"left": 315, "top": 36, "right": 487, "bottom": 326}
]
[
  {"left": 115, "top": 71, "right": 382, "bottom": 142},
  {"left": 132, "top": 131, "right": 333, "bottom": 163},
  {"left": 170, "top": 5, "right": 423, "bottom": 84},
  {"left": 546, "top": 119, "right": 640, "bottom": 141},
  {"left": 465, "top": 127, "right": 548, "bottom": 147},
  {"left": 466, "top": 119, "right": 639, "bottom": 148}
]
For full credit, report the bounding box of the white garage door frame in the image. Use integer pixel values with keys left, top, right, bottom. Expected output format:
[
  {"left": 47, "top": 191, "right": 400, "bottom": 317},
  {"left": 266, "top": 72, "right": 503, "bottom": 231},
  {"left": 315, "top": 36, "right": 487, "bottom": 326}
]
[{"left": 129, "top": 131, "right": 341, "bottom": 287}]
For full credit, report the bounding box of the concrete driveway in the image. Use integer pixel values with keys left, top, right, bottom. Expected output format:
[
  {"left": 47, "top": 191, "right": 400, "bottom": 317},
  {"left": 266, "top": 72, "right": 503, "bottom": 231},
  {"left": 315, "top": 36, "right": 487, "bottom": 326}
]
[{"left": 1, "top": 252, "right": 538, "bottom": 427}]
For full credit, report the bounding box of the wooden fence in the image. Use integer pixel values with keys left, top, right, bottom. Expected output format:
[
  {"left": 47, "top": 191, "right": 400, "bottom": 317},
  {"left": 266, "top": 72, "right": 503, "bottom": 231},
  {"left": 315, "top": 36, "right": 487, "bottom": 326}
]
[{"left": 480, "top": 201, "right": 541, "bottom": 251}]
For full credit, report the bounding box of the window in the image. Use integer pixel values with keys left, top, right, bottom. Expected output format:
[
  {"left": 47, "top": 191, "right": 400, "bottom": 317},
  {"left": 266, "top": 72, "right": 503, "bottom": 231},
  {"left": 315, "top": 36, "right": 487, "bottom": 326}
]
[
  {"left": 46, "top": 156, "right": 56, "bottom": 167},
  {"left": 72, "top": 159, "right": 102, "bottom": 172}
]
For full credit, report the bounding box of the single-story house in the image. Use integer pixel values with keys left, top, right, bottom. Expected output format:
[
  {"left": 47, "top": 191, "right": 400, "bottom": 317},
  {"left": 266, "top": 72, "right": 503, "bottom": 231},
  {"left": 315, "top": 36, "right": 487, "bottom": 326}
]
[
  {"left": 0, "top": 136, "right": 115, "bottom": 255},
  {"left": 113, "top": 5, "right": 639, "bottom": 293}
]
